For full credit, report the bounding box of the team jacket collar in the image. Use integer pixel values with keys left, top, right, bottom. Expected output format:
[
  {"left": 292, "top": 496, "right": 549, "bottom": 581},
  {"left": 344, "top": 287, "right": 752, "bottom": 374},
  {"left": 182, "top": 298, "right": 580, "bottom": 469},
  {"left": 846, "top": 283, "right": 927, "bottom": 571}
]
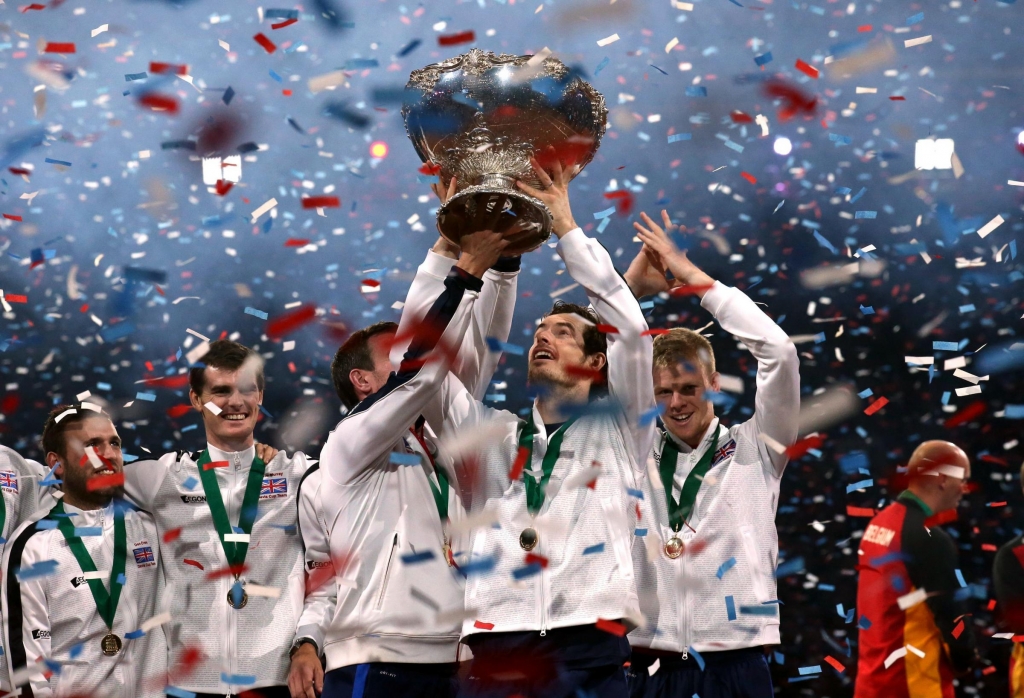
[{"left": 206, "top": 443, "right": 257, "bottom": 470}]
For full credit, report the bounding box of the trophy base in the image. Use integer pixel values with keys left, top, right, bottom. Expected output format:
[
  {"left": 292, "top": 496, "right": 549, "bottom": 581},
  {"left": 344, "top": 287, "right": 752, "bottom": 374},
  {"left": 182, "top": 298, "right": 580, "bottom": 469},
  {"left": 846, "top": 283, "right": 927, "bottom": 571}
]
[{"left": 438, "top": 183, "right": 552, "bottom": 256}]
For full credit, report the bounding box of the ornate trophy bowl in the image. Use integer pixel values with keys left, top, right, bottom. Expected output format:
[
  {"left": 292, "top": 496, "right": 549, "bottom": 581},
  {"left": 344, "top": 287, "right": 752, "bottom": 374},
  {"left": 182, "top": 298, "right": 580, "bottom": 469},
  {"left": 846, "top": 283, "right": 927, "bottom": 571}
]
[{"left": 403, "top": 49, "right": 608, "bottom": 255}]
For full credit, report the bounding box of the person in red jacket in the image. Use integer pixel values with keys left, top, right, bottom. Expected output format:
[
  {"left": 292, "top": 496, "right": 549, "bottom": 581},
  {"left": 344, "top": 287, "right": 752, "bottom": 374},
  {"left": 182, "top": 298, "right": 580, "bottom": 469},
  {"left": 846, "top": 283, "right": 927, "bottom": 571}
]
[
  {"left": 993, "top": 462, "right": 1024, "bottom": 698},
  {"left": 855, "top": 440, "right": 977, "bottom": 698}
]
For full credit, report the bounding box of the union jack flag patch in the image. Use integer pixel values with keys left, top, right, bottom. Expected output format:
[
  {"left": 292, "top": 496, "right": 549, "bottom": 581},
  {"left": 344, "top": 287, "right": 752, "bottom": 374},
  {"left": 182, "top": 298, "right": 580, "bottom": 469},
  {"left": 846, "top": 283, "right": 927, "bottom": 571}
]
[
  {"left": 133, "top": 546, "right": 156, "bottom": 567},
  {"left": 260, "top": 475, "right": 288, "bottom": 500},
  {"left": 0, "top": 470, "right": 18, "bottom": 494},
  {"left": 711, "top": 439, "right": 737, "bottom": 468}
]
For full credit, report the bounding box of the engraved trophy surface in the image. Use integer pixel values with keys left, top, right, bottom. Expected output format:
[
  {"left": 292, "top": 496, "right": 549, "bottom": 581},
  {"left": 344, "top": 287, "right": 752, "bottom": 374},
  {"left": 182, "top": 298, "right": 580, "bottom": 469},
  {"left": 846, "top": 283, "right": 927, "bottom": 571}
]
[{"left": 403, "top": 49, "right": 608, "bottom": 255}]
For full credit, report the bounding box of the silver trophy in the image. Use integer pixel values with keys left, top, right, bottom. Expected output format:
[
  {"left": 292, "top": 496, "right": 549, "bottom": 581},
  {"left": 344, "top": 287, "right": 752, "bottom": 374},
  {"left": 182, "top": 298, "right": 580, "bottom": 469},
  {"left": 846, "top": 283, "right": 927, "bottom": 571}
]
[{"left": 402, "top": 49, "right": 608, "bottom": 255}]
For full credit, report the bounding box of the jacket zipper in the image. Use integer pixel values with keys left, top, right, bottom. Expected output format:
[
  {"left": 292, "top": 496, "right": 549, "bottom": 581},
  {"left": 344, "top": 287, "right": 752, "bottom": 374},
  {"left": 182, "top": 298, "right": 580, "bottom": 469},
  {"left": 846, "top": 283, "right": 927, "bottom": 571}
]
[
  {"left": 680, "top": 541, "right": 690, "bottom": 660},
  {"left": 376, "top": 533, "right": 398, "bottom": 610}
]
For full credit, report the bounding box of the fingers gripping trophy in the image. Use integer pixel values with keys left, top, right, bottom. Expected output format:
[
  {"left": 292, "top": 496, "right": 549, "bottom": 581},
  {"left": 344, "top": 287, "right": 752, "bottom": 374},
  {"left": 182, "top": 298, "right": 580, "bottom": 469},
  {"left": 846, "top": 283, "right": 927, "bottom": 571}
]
[{"left": 402, "top": 48, "right": 608, "bottom": 254}]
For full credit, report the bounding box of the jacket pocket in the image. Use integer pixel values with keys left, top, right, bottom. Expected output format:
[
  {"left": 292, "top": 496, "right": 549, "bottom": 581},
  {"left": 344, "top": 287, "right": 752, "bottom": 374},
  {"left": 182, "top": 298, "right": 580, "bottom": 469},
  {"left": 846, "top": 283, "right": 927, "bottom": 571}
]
[
  {"left": 740, "top": 525, "right": 769, "bottom": 603},
  {"left": 376, "top": 533, "right": 398, "bottom": 611}
]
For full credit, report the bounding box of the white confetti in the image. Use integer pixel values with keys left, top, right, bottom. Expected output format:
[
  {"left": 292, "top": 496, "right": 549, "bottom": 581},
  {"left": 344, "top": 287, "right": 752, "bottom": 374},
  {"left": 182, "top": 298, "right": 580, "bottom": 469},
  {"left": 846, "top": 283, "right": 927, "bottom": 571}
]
[
  {"left": 250, "top": 197, "right": 279, "bottom": 224},
  {"left": 91, "top": 24, "right": 109, "bottom": 37},
  {"left": 204, "top": 401, "right": 223, "bottom": 416},
  {"left": 976, "top": 214, "right": 1005, "bottom": 239},
  {"left": 904, "top": 35, "right": 933, "bottom": 48},
  {"left": 597, "top": 34, "right": 620, "bottom": 47}
]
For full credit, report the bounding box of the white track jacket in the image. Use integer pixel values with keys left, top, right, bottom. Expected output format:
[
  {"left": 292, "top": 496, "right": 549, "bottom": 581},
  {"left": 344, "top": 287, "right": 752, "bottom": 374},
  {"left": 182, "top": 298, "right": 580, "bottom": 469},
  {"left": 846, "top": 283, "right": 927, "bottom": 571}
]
[
  {"left": 124, "top": 446, "right": 312, "bottom": 693},
  {"left": 319, "top": 261, "right": 516, "bottom": 670},
  {"left": 3, "top": 498, "right": 167, "bottom": 698},
  {"left": 419, "top": 227, "right": 657, "bottom": 639},
  {"left": 629, "top": 281, "right": 800, "bottom": 654}
]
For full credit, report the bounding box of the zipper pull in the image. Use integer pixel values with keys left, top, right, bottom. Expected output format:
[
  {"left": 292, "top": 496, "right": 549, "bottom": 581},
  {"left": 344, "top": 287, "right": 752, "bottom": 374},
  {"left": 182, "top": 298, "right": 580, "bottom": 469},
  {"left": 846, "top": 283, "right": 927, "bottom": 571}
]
[
  {"left": 682, "top": 649, "right": 688, "bottom": 660},
  {"left": 539, "top": 630, "right": 547, "bottom": 637}
]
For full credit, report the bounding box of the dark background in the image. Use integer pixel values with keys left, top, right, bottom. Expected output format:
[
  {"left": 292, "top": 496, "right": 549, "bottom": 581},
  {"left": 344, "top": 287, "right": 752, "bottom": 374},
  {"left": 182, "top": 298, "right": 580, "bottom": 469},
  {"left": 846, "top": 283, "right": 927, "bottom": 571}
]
[{"left": 1, "top": 0, "right": 1023, "bottom": 694}]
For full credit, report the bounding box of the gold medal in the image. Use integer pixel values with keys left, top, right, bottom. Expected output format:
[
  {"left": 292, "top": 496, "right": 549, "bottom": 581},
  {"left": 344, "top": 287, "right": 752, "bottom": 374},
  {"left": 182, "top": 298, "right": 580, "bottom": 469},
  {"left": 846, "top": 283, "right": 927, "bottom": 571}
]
[
  {"left": 442, "top": 536, "right": 454, "bottom": 568},
  {"left": 227, "top": 582, "right": 249, "bottom": 609},
  {"left": 101, "top": 633, "right": 122, "bottom": 656},
  {"left": 519, "top": 527, "right": 538, "bottom": 551},
  {"left": 664, "top": 536, "right": 684, "bottom": 559}
]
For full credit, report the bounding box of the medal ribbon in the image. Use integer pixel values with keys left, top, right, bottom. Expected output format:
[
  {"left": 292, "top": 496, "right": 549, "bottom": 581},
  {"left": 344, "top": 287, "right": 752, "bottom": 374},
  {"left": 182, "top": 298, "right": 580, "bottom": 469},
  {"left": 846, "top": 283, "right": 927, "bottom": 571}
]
[
  {"left": 516, "top": 413, "right": 578, "bottom": 516},
  {"left": 658, "top": 426, "right": 720, "bottom": 533},
  {"left": 52, "top": 499, "right": 126, "bottom": 630},
  {"left": 409, "top": 427, "right": 449, "bottom": 524},
  {"left": 0, "top": 492, "right": 6, "bottom": 541},
  {"left": 195, "top": 450, "right": 267, "bottom": 569}
]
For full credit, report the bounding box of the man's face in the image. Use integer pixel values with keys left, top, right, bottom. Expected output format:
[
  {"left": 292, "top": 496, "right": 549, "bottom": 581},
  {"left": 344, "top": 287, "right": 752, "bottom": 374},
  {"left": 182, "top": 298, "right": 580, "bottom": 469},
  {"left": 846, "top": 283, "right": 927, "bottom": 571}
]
[
  {"left": 527, "top": 313, "right": 602, "bottom": 389},
  {"left": 190, "top": 365, "right": 263, "bottom": 446},
  {"left": 51, "top": 416, "right": 124, "bottom": 504},
  {"left": 946, "top": 460, "right": 972, "bottom": 510},
  {"left": 653, "top": 360, "right": 718, "bottom": 447}
]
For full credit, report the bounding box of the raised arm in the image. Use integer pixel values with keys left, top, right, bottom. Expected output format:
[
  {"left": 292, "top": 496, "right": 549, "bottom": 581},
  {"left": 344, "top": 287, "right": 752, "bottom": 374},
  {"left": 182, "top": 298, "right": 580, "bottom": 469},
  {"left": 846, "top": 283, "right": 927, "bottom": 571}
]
[
  {"left": 518, "top": 155, "right": 656, "bottom": 465},
  {"left": 632, "top": 210, "right": 799, "bottom": 478},
  {"left": 324, "top": 233, "right": 505, "bottom": 485}
]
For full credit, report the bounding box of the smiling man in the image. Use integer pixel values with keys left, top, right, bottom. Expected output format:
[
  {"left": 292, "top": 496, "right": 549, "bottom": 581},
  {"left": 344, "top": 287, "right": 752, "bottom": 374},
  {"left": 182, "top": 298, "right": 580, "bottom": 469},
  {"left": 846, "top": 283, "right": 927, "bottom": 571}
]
[
  {"left": 122, "top": 341, "right": 312, "bottom": 698},
  {"left": 3, "top": 404, "right": 166, "bottom": 698},
  {"left": 621, "top": 211, "right": 799, "bottom": 698}
]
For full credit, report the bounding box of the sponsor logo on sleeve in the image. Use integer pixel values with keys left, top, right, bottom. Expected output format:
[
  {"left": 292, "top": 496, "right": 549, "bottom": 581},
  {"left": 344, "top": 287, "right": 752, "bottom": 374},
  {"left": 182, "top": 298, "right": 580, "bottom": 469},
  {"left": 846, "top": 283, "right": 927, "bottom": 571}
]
[
  {"left": 31, "top": 629, "right": 50, "bottom": 640},
  {"left": 70, "top": 575, "right": 87, "bottom": 588},
  {"left": 180, "top": 494, "right": 207, "bottom": 504},
  {"left": 133, "top": 544, "right": 156, "bottom": 568}
]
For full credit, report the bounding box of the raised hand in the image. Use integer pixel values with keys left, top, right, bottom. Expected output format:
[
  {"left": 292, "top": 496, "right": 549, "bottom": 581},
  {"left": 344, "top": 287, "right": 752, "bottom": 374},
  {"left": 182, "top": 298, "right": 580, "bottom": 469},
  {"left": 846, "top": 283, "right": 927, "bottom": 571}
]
[
  {"left": 624, "top": 244, "right": 674, "bottom": 299},
  {"left": 515, "top": 147, "right": 579, "bottom": 238},
  {"left": 632, "top": 210, "right": 715, "bottom": 297},
  {"left": 430, "top": 174, "right": 461, "bottom": 259},
  {"left": 456, "top": 226, "right": 509, "bottom": 278}
]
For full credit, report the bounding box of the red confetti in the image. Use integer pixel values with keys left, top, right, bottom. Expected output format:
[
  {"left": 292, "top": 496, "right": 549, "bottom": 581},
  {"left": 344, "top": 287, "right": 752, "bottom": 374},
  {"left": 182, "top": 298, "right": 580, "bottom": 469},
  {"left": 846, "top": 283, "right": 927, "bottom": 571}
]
[
  {"left": 438, "top": 30, "right": 475, "bottom": 47},
  {"left": 595, "top": 618, "right": 627, "bottom": 637},
  {"left": 603, "top": 189, "right": 635, "bottom": 216},
  {"left": 668, "top": 284, "right": 715, "bottom": 297},
  {"left": 266, "top": 303, "right": 318, "bottom": 339},
  {"left": 924, "top": 509, "right": 958, "bottom": 527},
  {"left": 301, "top": 196, "right": 341, "bottom": 209},
  {"left": 509, "top": 446, "right": 529, "bottom": 481},
  {"left": 1, "top": 394, "right": 21, "bottom": 415},
  {"left": 524, "top": 553, "right": 549, "bottom": 568},
  {"left": 215, "top": 180, "right": 233, "bottom": 196},
  {"left": 595, "top": 324, "right": 619, "bottom": 334},
  {"left": 183, "top": 558, "right": 204, "bottom": 570},
  {"left": 87, "top": 472, "right": 125, "bottom": 491},
  {"left": 785, "top": 434, "right": 824, "bottom": 459},
  {"left": 863, "top": 396, "right": 888, "bottom": 415},
  {"left": 794, "top": 59, "right": 820, "bottom": 79},
  {"left": 419, "top": 162, "right": 442, "bottom": 175},
  {"left": 9, "top": 167, "right": 31, "bottom": 176},
  {"left": 642, "top": 329, "right": 671, "bottom": 336},
  {"left": 163, "top": 528, "right": 183, "bottom": 543},
  {"left": 43, "top": 42, "right": 76, "bottom": 53},
  {"left": 20, "top": 3, "right": 47, "bottom": 11},
  {"left": 473, "top": 620, "right": 494, "bottom": 630},
  {"left": 858, "top": 24, "right": 873, "bottom": 32},
  {"left": 271, "top": 17, "right": 297, "bottom": 29},
  {"left": 253, "top": 33, "right": 277, "bottom": 53},
  {"left": 565, "top": 365, "right": 606, "bottom": 383},
  {"left": 206, "top": 563, "right": 249, "bottom": 580},
  {"left": 981, "top": 544, "right": 998, "bottom": 552},
  {"left": 988, "top": 501, "right": 1007, "bottom": 508},
  {"left": 889, "top": 96, "right": 906, "bottom": 101},
  {"left": 944, "top": 400, "right": 985, "bottom": 428},
  {"left": 951, "top": 619, "right": 965, "bottom": 639},
  {"left": 740, "top": 171, "right": 757, "bottom": 185},
  {"left": 167, "top": 404, "right": 192, "bottom": 419},
  {"left": 3, "top": 214, "right": 23, "bottom": 222},
  {"left": 139, "top": 93, "right": 180, "bottom": 115},
  {"left": 361, "top": 279, "right": 381, "bottom": 289},
  {"left": 150, "top": 62, "right": 188, "bottom": 75},
  {"left": 763, "top": 80, "right": 818, "bottom": 122},
  {"left": 284, "top": 238, "right": 311, "bottom": 247},
  {"left": 823, "top": 655, "right": 845, "bottom": 673},
  {"left": 730, "top": 110, "right": 754, "bottom": 124},
  {"left": 846, "top": 506, "right": 876, "bottom": 518},
  {"left": 203, "top": 460, "right": 229, "bottom": 471}
]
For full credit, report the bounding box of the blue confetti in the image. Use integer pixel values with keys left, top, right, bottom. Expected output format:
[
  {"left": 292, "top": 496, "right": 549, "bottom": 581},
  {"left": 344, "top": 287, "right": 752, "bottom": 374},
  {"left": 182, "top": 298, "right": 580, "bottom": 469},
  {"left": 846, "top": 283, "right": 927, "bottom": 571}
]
[
  {"left": 398, "top": 39, "right": 421, "bottom": 57},
  {"left": 135, "top": 392, "right": 156, "bottom": 402},
  {"left": 668, "top": 133, "right": 692, "bottom": 143},
  {"left": 220, "top": 674, "right": 257, "bottom": 686},
  {"left": 688, "top": 647, "right": 705, "bottom": 670},
  {"left": 582, "top": 542, "right": 605, "bottom": 555},
  {"left": 955, "top": 569, "right": 967, "bottom": 587},
  {"left": 125, "top": 629, "right": 145, "bottom": 639},
  {"left": 182, "top": 476, "right": 198, "bottom": 490},
  {"left": 594, "top": 57, "right": 610, "bottom": 76},
  {"left": 907, "top": 11, "right": 924, "bottom": 24},
  {"left": 16, "top": 559, "right": 59, "bottom": 580},
  {"left": 593, "top": 206, "right": 617, "bottom": 220},
  {"left": 625, "top": 488, "right": 644, "bottom": 499},
  {"left": 855, "top": 211, "right": 877, "bottom": 219},
  {"left": 725, "top": 595, "right": 737, "bottom": 620},
  {"left": 389, "top": 451, "right": 421, "bottom": 466},
  {"left": 685, "top": 86, "right": 708, "bottom": 97},
  {"left": 512, "top": 563, "right": 543, "bottom": 580},
  {"left": 244, "top": 307, "right": 269, "bottom": 320},
  {"left": 799, "top": 666, "right": 822, "bottom": 675},
  {"left": 165, "top": 687, "right": 196, "bottom": 698},
  {"left": 44, "top": 158, "right": 72, "bottom": 166},
  {"left": 125, "top": 72, "right": 148, "bottom": 82},
  {"left": 846, "top": 479, "right": 873, "bottom": 493},
  {"left": 639, "top": 404, "right": 665, "bottom": 426},
  {"left": 73, "top": 526, "right": 103, "bottom": 537},
  {"left": 485, "top": 337, "right": 526, "bottom": 355},
  {"left": 401, "top": 550, "right": 435, "bottom": 565},
  {"left": 754, "top": 51, "right": 773, "bottom": 66},
  {"left": 716, "top": 557, "right": 737, "bottom": 579},
  {"left": 223, "top": 86, "right": 235, "bottom": 105}
]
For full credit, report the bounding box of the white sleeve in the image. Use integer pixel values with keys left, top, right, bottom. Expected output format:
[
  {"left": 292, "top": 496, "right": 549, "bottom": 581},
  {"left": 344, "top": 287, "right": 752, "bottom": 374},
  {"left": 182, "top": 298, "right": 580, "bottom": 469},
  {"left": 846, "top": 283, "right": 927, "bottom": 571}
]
[
  {"left": 700, "top": 282, "right": 800, "bottom": 477},
  {"left": 294, "top": 473, "right": 334, "bottom": 654},
  {"left": 17, "top": 534, "right": 53, "bottom": 698},
  {"left": 122, "top": 454, "right": 174, "bottom": 510},
  {"left": 390, "top": 251, "right": 520, "bottom": 400},
  {"left": 324, "top": 270, "right": 482, "bottom": 485},
  {"left": 556, "top": 227, "right": 657, "bottom": 468}
]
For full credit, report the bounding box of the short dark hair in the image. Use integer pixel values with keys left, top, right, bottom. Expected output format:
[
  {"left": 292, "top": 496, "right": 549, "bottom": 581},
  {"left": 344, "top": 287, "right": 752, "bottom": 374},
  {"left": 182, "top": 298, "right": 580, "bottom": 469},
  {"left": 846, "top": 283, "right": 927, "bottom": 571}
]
[
  {"left": 331, "top": 321, "right": 398, "bottom": 409},
  {"left": 41, "top": 403, "right": 111, "bottom": 462},
  {"left": 546, "top": 301, "right": 608, "bottom": 359},
  {"left": 189, "top": 339, "right": 265, "bottom": 396}
]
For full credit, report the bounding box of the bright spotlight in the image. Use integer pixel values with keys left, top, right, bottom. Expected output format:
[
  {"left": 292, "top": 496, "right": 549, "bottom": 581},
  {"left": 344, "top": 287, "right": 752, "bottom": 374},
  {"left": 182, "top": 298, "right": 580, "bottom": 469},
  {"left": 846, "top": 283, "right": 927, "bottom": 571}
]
[
  {"left": 915, "top": 138, "right": 954, "bottom": 170},
  {"left": 773, "top": 137, "right": 793, "bottom": 156},
  {"left": 369, "top": 141, "right": 389, "bottom": 159}
]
